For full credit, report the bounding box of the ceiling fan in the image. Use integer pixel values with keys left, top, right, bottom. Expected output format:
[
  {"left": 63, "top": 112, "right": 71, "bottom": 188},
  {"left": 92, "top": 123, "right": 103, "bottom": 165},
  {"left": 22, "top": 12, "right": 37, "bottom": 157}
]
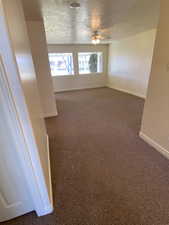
[
  {"left": 54, "top": 0, "right": 81, "bottom": 8},
  {"left": 91, "top": 30, "right": 112, "bottom": 44}
]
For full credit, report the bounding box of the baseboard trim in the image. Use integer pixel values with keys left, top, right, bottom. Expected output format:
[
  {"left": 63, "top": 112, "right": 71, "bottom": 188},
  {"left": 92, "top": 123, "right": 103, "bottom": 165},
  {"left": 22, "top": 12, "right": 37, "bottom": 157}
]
[
  {"left": 44, "top": 112, "right": 58, "bottom": 118},
  {"left": 46, "top": 135, "right": 53, "bottom": 212},
  {"left": 54, "top": 86, "right": 106, "bottom": 93},
  {"left": 139, "top": 132, "right": 169, "bottom": 160},
  {"left": 107, "top": 84, "right": 146, "bottom": 99},
  {"left": 47, "top": 135, "right": 53, "bottom": 211},
  {"left": 36, "top": 135, "right": 54, "bottom": 217}
]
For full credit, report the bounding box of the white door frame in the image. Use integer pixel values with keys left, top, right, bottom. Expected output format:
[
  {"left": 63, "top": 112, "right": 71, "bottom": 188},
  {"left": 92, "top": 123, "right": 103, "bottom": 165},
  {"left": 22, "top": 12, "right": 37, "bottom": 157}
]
[{"left": 0, "top": 0, "right": 53, "bottom": 217}]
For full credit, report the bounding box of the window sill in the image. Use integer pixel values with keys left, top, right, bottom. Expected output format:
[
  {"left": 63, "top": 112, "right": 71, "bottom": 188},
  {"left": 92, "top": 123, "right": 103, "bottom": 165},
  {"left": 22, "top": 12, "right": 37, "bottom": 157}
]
[
  {"left": 79, "top": 72, "right": 103, "bottom": 76},
  {"left": 52, "top": 73, "right": 104, "bottom": 78},
  {"left": 52, "top": 74, "right": 75, "bottom": 78}
]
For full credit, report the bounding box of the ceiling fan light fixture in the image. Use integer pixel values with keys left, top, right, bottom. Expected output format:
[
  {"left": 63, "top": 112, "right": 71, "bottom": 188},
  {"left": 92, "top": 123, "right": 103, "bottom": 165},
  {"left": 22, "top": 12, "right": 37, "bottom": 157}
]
[
  {"left": 70, "top": 2, "right": 80, "bottom": 9},
  {"left": 92, "top": 38, "right": 100, "bottom": 45},
  {"left": 92, "top": 31, "right": 101, "bottom": 45}
]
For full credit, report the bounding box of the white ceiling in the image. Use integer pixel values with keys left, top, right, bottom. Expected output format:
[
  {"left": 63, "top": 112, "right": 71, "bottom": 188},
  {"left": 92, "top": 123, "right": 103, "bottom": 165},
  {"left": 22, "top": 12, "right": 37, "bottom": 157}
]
[{"left": 22, "top": 0, "right": 160, "bottom": 44}]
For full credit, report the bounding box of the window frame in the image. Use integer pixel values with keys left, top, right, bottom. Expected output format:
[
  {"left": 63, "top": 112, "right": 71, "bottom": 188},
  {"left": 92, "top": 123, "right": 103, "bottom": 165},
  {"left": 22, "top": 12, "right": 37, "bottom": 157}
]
[
  {"left": 77, "top": 52, "right": 103, "bottom": 76},
  {"left": 48, "top": 50, "right": 105, "bottom": 77},
  {"left": 48, "top": 52, "right": 75, "bottom": 77}
]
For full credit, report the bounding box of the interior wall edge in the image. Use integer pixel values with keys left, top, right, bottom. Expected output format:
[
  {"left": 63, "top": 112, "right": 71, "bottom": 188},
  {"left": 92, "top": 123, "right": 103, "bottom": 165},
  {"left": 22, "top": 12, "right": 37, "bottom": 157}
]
[
  {"left": 107, "top": 29, "right": 156, "bottom": 100},
  {"left": 26, "top": 20, "right": 57, "bottom": 118},
  {"left": 107, "top": 84, "right": 146, "bottom": 99},
  {"left": 139, "top": 132, "right": 169, "bottom": 161}
]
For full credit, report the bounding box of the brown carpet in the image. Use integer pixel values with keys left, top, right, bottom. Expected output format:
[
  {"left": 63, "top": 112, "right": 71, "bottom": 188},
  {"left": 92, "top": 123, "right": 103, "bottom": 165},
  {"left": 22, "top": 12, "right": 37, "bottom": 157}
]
[{"left": 3, "top": 87, "right": 169, "bottom": 225}]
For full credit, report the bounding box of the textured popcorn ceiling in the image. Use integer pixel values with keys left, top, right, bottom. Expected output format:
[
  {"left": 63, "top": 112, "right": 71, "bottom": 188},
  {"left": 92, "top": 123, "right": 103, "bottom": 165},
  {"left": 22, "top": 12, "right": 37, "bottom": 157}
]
[{"left": 22, "top": 0, "right": 160, "bottom": 44}]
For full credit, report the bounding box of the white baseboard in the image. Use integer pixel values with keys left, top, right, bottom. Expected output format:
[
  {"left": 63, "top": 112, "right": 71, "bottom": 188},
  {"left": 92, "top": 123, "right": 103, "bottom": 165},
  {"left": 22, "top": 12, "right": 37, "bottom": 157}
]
[
  {"left": 44, "top": 111, "right": 58, "bottom": 118},
  {"left": 36, "top": 135, "right": 54, "bottom": 217},
  {"left": 54, "top": 85, "right": 106, "bottom": 93},
  {"left": 46, "top": 135, "right": 53, "bottom": 212},
  {"left": 107, "top": 84, "right": 146, "bottom": 99},
  {"left": 139, "top": 132, "right": 169, "bottom": 160}
]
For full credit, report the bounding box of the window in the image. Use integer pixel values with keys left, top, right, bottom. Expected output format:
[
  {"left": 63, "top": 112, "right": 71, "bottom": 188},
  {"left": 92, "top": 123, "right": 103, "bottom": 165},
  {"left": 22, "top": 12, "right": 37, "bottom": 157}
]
[
  {"left": 48, "top": 53, "right": 74, "bottom": 76},
  {"left": 78, "top": 52, "right": 103, "bottom": 74}
]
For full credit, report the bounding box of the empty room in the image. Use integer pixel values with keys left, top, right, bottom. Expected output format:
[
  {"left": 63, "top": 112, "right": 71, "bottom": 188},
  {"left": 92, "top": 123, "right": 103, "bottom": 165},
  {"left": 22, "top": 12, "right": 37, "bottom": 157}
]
[{"left": 0, "top": 0, "right": 169, "bottom": 225}]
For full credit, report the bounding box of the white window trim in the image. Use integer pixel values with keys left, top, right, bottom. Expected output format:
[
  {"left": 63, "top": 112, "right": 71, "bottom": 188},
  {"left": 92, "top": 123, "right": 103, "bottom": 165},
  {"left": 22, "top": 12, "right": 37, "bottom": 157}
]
[
  {"left": 48, "top": 52, "right": 75, "bottom": 77},
  {"left": 48, "top": 51, "right": 104, "bottom": 77},
  {"left": 77, "top": 52, "right": 103, "bottom": 75}
]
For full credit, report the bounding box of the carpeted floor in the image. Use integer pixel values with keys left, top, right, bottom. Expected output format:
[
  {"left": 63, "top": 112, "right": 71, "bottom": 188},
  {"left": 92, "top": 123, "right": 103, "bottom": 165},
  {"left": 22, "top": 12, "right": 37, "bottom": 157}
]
[{"left": 3, "top": 87, "right": 169, "bottom": 225}]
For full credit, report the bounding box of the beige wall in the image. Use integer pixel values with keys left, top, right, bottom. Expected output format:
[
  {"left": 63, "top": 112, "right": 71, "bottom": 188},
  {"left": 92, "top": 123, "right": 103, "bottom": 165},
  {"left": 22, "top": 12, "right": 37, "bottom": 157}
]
[
  {"left": 108, "top": 29, "right": 156, "bottom": 98},
  {"left": 27, "top": 21, "right": 57, "bottom": 118},
  {"left": 48, "top": 44, "right": 108, "bottom": 92},
  {"left": 140, "top": 0, "right": 169, "bottom": 152}
]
